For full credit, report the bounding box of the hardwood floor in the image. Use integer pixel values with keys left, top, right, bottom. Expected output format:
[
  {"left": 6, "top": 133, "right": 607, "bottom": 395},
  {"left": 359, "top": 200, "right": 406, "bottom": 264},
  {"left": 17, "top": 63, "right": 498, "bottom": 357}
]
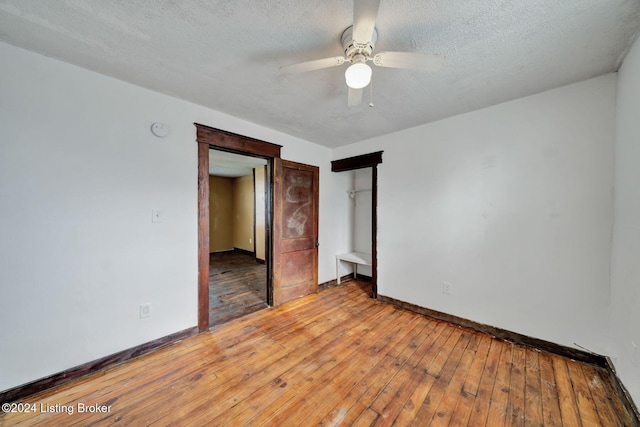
[
  {"left": 209, "top": 251, "right": 268, "bottom": 327},
  {"left": 1, "top": 281, "right": 635, "bottom": 426}
]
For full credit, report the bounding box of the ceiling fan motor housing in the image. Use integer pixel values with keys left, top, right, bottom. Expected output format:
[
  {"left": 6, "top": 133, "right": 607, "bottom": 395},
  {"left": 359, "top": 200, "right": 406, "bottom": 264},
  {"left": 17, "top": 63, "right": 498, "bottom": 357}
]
[{"left": 341, "top": 26, "right": 377, "bottom": 63}]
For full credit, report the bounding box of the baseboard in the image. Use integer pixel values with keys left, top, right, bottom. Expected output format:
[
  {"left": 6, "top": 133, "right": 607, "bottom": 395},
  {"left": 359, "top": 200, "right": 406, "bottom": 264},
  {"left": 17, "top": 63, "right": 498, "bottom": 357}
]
[
  {"left": 0, "top": 326, "right": 198, "bottom": 404},
  {"left": 603, "top": 357, "right": 640, "bottom": 425},
  {"left": 210, "top": 249, "right": 258, "bottom": 258},
  {"left": 318, "top": 274, "right": 355, "bottom": 290},
  {"left": 233, "top": 247, "right": 255, "bottom": 257},
  {"left": 256, "top": 258, "right": 266, "bottom": 265},
  {"left": 377, "top": 294, "right": 607, "bottom": 367}
]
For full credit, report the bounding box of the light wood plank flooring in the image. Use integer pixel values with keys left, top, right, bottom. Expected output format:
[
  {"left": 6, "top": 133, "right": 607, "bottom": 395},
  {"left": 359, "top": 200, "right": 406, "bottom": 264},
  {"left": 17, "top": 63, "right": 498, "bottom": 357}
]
[
  {"left": 1, "top": 281, "right": 635, "bottom": 426},
  {"left": 209, "top": 251, "right": 268, "bottom": 327}
]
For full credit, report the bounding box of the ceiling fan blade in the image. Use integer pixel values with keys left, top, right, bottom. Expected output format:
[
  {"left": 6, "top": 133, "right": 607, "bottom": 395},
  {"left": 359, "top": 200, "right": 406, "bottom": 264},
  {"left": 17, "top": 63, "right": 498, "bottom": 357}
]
[
  {"left": 348, "top": 87, "right": 363, "bottom": 107},
  {"left": 353, "top": 0, "right": 380, "bottom": 44},
  {"left": 373, "top": 51, "right": 444, "bottom": 71},
  {"left": 280, "top": 56, "right": 346, "bottom": 75}
]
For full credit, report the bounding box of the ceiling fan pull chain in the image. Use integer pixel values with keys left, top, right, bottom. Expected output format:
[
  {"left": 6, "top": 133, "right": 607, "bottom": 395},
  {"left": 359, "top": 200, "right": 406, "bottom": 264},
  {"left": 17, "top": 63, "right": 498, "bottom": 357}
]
[{"left": 369, "top": 79, "right": 374, "bottom": 108}]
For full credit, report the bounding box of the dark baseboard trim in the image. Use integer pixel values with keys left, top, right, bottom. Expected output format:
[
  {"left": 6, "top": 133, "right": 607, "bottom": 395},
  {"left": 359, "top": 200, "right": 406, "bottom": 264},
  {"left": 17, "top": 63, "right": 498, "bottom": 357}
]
[
  {"left": 377, "top": 294, "right": 607, "bottom": 367},
  {"left": 603, "top": 357, "right": 640, "bottom": 425},
  {"left": 256, "top": 258, "right": 266, "bottom": 265},
  {"left": 355, "top": 273, "right": 372, "bottom": 282},
  {"left": 233, "top": 247, "right": 255, "bottom": 257},
  {"left": 1, "top": 326, "right": 198, "bottom": 404},
  {"left": 318, "top": 274, "right": 356, "bottom": 290}
]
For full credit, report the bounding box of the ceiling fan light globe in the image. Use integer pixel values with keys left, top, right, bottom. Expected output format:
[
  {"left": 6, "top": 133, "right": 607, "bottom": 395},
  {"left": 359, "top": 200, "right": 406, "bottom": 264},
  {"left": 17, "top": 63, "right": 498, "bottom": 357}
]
[{"left": 345, "top": 63, "right": 372, "bottom": 89}]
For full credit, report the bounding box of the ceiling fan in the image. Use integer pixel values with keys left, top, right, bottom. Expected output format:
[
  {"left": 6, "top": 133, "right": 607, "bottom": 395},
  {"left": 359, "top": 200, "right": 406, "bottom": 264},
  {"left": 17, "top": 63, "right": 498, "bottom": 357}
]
[{"left": 280, "top": 0, "right": 444, "bottom": 107}]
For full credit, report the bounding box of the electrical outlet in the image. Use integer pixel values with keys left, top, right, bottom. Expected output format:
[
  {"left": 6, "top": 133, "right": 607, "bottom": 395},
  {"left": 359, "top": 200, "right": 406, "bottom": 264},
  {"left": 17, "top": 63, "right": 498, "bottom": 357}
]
[
  {"left": 443, "top": 282, "right": 452, "bottom": 295},
  {"left": 152, "top": 210, "right": 163, "bottom": 223},
  {"left": 140, "top": 303, "right": 152, "bottom": 319}
]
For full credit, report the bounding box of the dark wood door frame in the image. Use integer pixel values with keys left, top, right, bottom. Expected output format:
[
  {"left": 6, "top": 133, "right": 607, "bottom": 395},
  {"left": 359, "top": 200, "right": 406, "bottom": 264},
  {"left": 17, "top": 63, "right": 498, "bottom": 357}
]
[
  {"left": 195, "top": 124, "right": 282, "bottom": 331},
  {"left": 331, "top": 151, "right": 383, "bottom": 298}
]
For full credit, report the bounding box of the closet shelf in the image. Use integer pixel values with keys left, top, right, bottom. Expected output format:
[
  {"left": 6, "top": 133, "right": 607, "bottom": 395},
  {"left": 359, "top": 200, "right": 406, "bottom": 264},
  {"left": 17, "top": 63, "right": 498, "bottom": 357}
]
[{"left": 346, "top": 189, "right": 372, "bottom": 198}]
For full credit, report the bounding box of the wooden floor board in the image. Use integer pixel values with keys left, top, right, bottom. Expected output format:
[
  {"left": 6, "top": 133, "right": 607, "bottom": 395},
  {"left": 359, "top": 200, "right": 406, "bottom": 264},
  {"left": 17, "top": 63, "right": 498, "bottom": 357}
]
[
  {"left": 257, "top": 309, "right": 423, "bottom": 426},
  {"left": 428, "top": 334, "right": 479, "bottom": 426},
  {"left": 208, "top": 251, "right": 267, "bottom": 327},
  {"left": 175, "top": 300, "right": 394, "bottom": 426},
  {"left": 523, "top": 348, "right": 544, "bottom": 427},
  {"left": 462, "top": 334, "right": 492, "bottom": 397},
  {"left": 1, "top": 281, "right": 634, "bottom": 427},
  {"left": 553, "top": 355, "right": 583, "bottom": 426},
  {"left": 581, "top": 364, "right": 623, "bottom": 427},
  {"left": 410, "top": 331, "right": 473, "bottom": 425},
  {"left": 449, "top": 334, "right": 493, "bottom": 427},
  {"left": 506, "top": 345, "right": 527, "bottom": 426},
  {"left": 566, "top": 359, "right": 600, "bottom": 426},
  {"left": 319, "top": 319, "right": 442, "bottom": 427},
  {"left": 211, "top": 305, "right": 396, "bottom": 426},
  {"left": 391, "top": 323, "right": 451, "bottom": 426},
  {"left": 486, "top": 341, "right": 514, "bottom": 426},
  {"left": 539, "top": 351, "right": 564, "bottom": 426},
  {"left": 241, "top": 305, "right": 406, "bottom": 426},
  {"left": 467, "top": 339, "right": 503, "bottom": 426},
  {"left": 595, "top": 365, "right": 637, "bottom": 427},
  {"left": 316, "top": 319, "right": 431, "bottom": 426}
]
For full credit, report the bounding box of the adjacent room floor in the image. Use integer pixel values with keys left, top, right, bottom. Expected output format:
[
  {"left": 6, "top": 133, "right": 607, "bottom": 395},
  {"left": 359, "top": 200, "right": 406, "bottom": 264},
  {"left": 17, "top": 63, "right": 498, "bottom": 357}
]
[
  {"left": 209, "top": 251, "right": 268, "bottom": 327},
  {"left": 2, "top": 281, "right": 635, "bottom": 426}
]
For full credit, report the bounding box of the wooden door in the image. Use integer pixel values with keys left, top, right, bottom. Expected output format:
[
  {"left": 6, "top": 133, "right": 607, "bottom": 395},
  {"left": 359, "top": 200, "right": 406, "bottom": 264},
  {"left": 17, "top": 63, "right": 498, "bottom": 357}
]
[{"left": 272, "top": 158, "right": 319, "bottom": 306}]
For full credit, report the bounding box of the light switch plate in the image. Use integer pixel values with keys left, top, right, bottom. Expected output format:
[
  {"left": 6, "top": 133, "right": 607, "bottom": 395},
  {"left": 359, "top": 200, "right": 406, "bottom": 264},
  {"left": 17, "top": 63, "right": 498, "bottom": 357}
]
[
  {"left": 443, "top": 282, "right": 452, "bottom": 295},
  {"left": 140, "top": 303, "right": 151, "bottom": 319}
]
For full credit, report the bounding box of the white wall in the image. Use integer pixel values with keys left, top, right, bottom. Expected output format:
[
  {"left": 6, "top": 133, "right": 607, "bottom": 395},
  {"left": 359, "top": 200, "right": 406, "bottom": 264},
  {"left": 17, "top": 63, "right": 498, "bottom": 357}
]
[
  {"left": 334, "top": 75, "right": 616, "bottom": 356},
  {"left": 255, "top": 166, "right": 266, "bottom": 261},
  {"left": 610, "top": 35, "right": 640, "bottom": 404},
  {"left": 0, "top": 41, "right": 349, "bottom": 392},
  {"left": 353, "top": 168, "right": 372, "bottom": 277}
]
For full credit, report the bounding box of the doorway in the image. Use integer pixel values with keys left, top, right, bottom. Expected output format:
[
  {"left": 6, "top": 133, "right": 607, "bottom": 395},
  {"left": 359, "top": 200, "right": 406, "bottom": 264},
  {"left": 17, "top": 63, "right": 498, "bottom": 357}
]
[
  {"left": 208, "top": 150, "right": 268, "bottom": 326},
  {"left": 195, "top": 124, "right": 320, "bottom": 330},
  {"left": 195, "top": 124, "right": 281, "bottom": 331}
]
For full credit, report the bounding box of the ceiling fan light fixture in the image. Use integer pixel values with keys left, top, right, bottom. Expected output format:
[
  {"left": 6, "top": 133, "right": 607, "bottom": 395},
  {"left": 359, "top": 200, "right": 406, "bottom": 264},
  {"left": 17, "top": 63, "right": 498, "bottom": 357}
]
[{"left": 345, "top": 62, "right": 372, "bottom": 89}]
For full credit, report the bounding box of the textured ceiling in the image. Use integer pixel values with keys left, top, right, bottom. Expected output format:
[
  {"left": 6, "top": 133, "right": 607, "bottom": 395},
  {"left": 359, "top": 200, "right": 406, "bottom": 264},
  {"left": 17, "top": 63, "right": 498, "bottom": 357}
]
[
  {"left": 1, "top": 0, "right": 639, "bottom": 148},
  {"left": 209, "top": 150, "right": 266, "bottom": 178}
]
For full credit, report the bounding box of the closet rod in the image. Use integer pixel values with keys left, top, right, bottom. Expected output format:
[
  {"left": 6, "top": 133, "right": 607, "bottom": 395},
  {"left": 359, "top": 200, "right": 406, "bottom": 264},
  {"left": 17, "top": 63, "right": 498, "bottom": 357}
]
[{"left": 347, "top": 189, "right": 372, "bottom": 199}]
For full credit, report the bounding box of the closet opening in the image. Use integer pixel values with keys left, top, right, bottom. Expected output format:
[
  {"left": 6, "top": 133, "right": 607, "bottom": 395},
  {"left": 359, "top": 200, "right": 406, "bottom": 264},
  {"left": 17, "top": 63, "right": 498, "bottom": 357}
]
[{"left": 331, "top": 151, "right": 383, "bottom": 298}]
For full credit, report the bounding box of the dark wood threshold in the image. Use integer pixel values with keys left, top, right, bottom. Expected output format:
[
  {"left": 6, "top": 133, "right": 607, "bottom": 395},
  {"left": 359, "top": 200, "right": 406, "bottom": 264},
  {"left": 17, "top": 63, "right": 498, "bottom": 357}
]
[
  {"left": 604, "top": 357, "right": 640, "bottom": 425},
  {"left": 377, "top": 294, "right": 608, "bottom": 367},
  {"left": 0, "top": 326, "right": 198, "bottom": 404}
]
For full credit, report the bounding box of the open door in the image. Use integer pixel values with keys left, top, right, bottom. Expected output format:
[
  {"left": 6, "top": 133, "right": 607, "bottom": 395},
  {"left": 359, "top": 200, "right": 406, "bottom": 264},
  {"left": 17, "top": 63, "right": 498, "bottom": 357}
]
[{"left": 272, "top": 158, "right": 319, "bottom": 306}]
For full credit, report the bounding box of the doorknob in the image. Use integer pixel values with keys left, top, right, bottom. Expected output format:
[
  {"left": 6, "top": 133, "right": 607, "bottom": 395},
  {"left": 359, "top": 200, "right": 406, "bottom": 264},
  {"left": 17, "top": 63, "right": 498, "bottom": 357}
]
[{"left": 314, "top": 239, "right": 319, "bottom": 248}]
